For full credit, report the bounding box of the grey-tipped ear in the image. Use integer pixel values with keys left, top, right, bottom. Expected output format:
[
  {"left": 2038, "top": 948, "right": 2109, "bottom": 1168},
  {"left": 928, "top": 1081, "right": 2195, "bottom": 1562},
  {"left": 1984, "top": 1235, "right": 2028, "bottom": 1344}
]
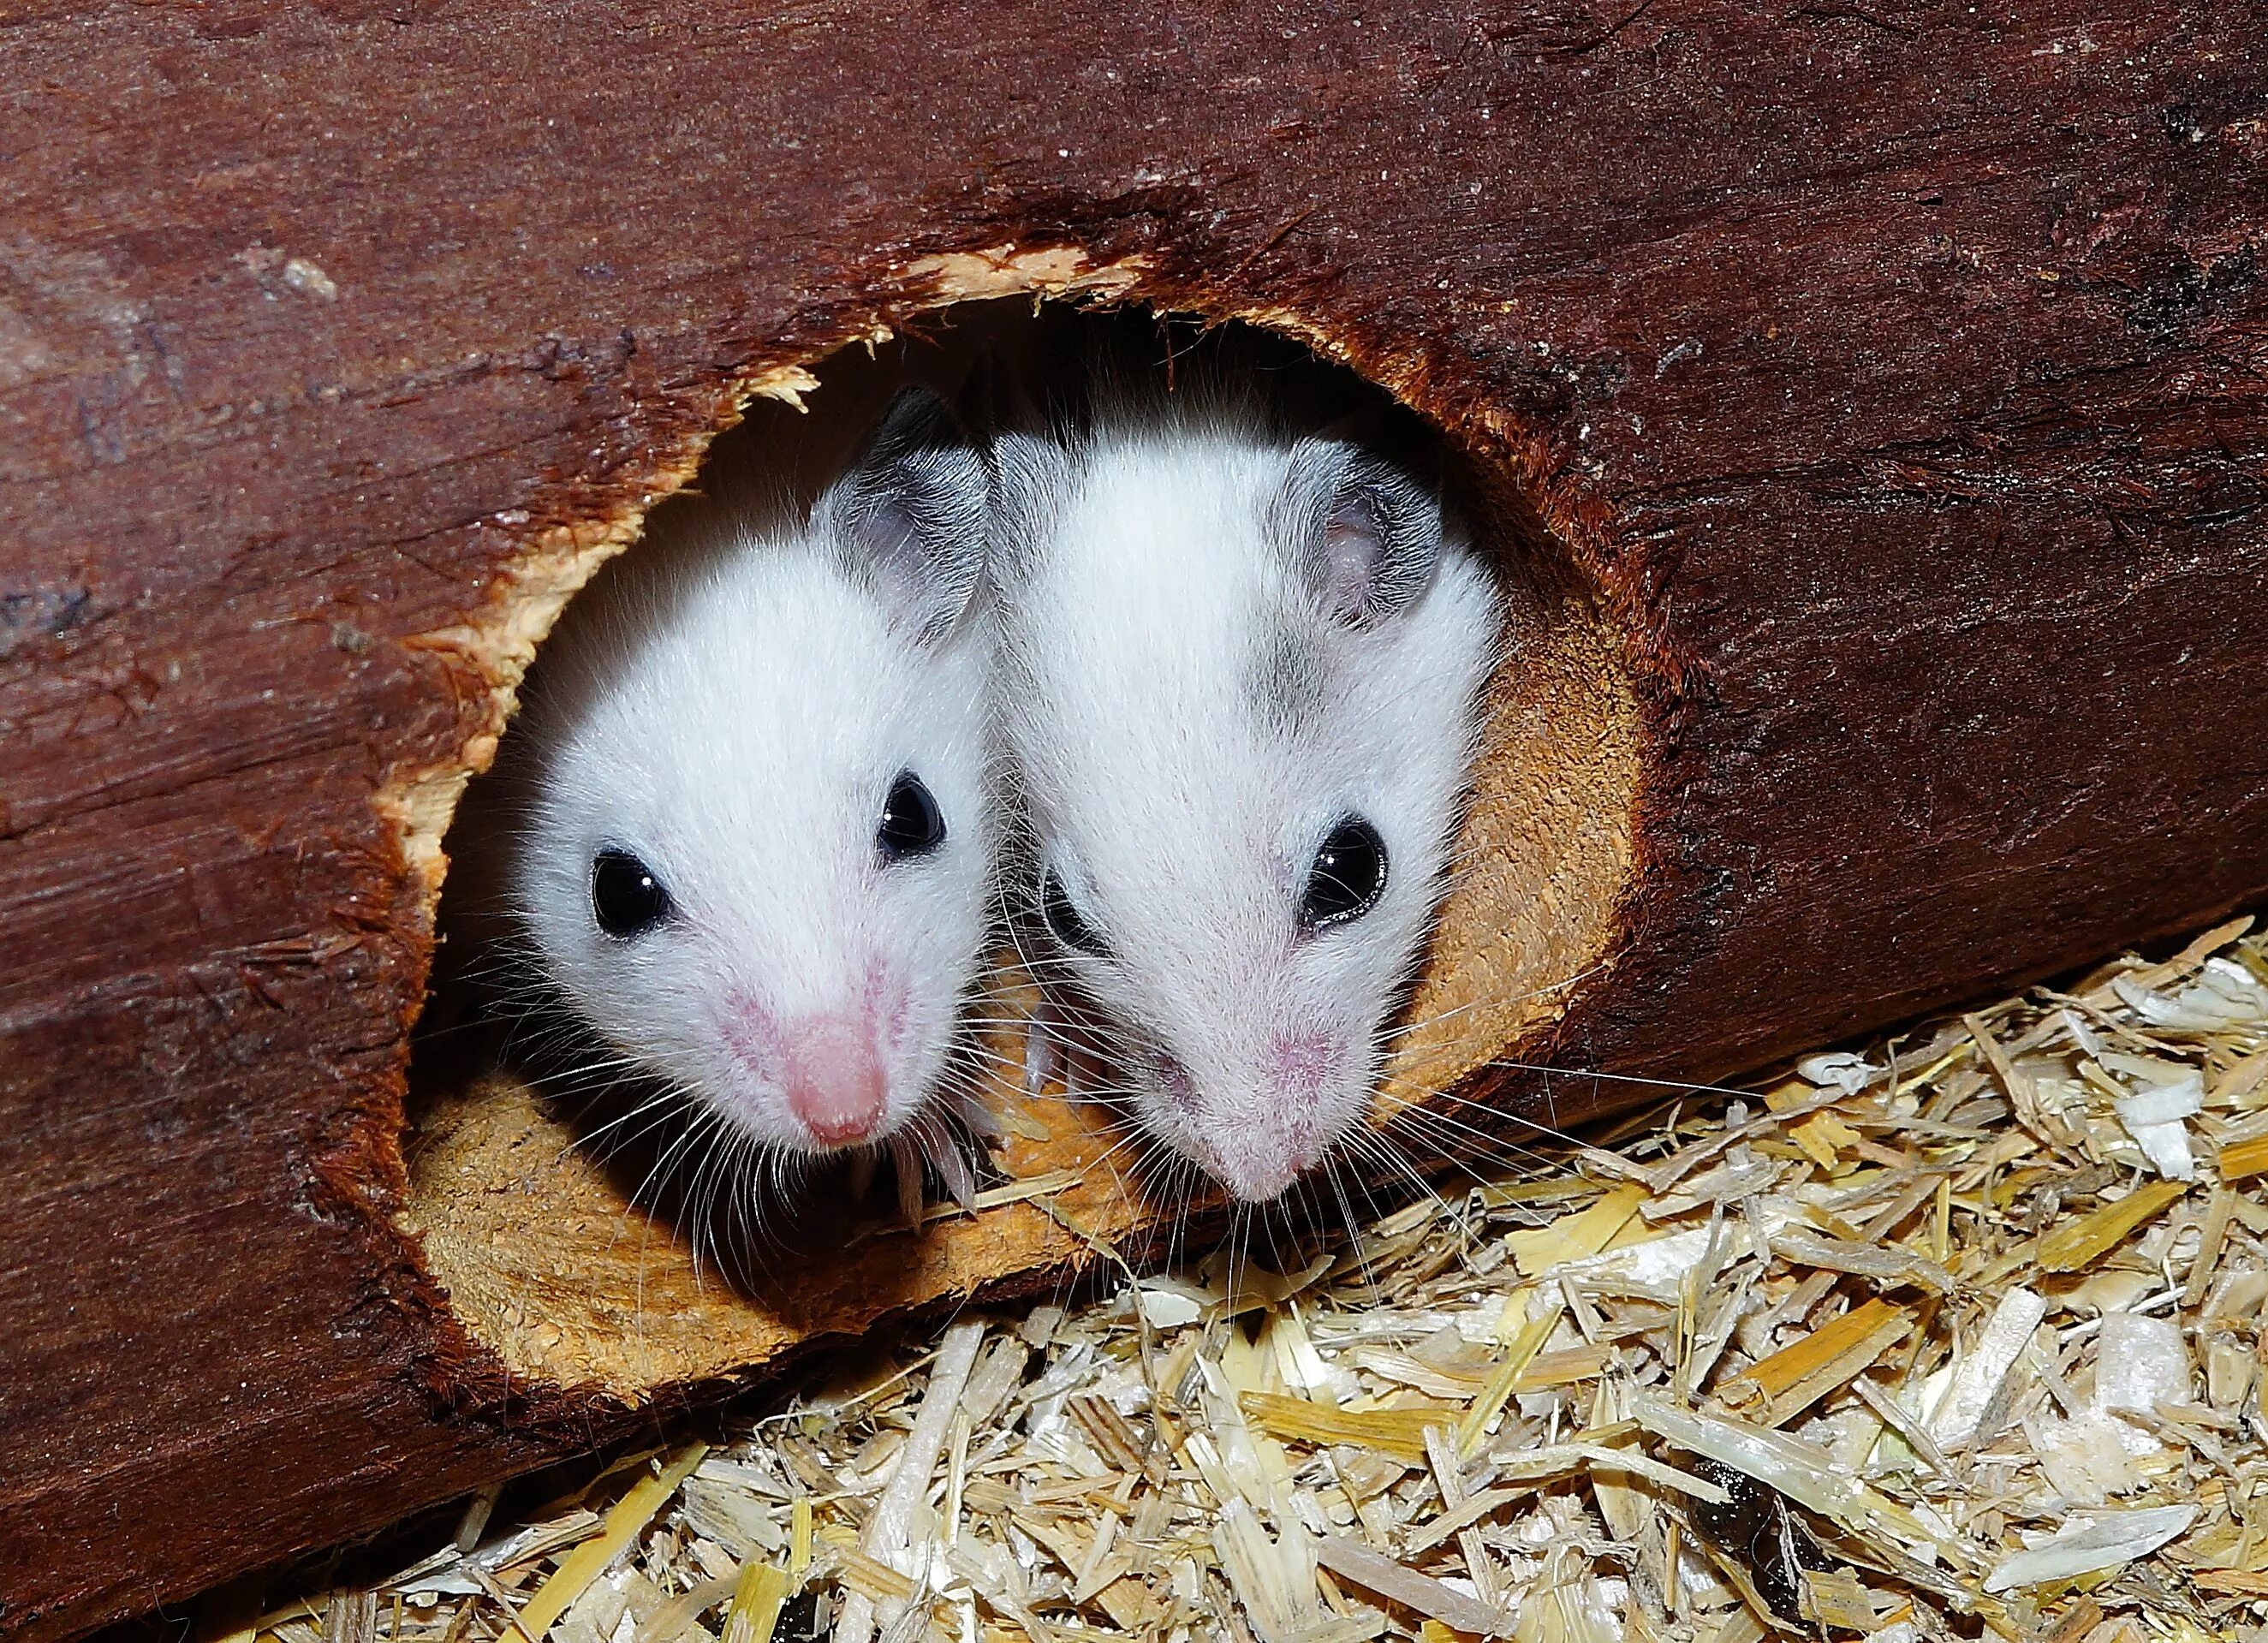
[
  {"left": 1272, "top": 438, "right": 1443, "bottom": 626},
  {"left": 817, "top": 384, "right": 989, "bottom": 640},
  {"left": 984, "top": 426, "right": 1072, "bottom": 592}
]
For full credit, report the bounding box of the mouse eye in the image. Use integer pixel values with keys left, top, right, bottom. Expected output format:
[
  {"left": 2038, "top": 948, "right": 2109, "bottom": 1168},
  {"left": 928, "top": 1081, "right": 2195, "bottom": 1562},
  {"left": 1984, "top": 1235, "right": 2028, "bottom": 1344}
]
[
  {"left": 877, "top": 770, "right": 948, "bottom": 860},
  {"left": 1041, "top": 869, "right": 1111, "bottom": 959},
  {"left": 591, "top": 848, "right": 671, "bottom": 938},
  {"left": 1300, "top": 816, "right": 1388, "bottom": 930}
]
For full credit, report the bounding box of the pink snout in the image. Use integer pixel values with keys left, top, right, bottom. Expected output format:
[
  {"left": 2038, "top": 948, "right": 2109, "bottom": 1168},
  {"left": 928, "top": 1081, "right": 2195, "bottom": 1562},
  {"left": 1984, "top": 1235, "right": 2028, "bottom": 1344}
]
[
  {"left": 1210, "top": 1143, "right": 1307, "bottom": 1205},
  {"left": 781, "top": 1012, "right": 889, "bottom": 1147},
  {"left": 1182, "top": 1033, "right": 1346, "bottom": 1202}
]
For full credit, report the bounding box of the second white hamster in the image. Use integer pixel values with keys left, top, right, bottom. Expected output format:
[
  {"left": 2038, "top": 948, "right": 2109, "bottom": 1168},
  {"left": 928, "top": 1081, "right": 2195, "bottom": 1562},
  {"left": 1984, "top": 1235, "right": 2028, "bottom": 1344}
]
[
  {"left": 994, "top": 359, "right": 1502, "bottom": 1203},
  {"left": 476, "top": 384, "right": 1000, "bottom": 1200}
]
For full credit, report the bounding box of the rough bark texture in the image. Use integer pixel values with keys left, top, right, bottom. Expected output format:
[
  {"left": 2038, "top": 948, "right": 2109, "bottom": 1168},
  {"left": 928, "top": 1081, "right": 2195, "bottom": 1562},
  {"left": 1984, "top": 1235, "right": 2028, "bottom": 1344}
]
[{"left": 3, "top": 3, "right": 2265, "bottom": 1637}]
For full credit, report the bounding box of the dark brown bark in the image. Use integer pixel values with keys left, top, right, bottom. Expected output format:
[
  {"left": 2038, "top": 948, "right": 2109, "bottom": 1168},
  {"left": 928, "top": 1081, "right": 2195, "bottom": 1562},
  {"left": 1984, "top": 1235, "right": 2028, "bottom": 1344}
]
[{"left": 3, "top": 2, "right": 2264, "bottom": 1636}]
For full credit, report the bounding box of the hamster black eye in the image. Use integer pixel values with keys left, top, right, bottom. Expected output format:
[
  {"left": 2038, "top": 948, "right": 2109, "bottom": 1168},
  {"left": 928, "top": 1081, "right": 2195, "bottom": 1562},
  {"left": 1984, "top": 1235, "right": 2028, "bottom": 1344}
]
[
  {"left": 1041, "top": 870, "right": 1111, "bottom": 959},
  {"left": 877, "top": 771, "right": 947, "bottom": 860},
  {"left": 1301, "top": 817, "right": 1388, "bottom": 929},
  {"left": 591, "top": 848, "right": 671, "bottom": 938}
]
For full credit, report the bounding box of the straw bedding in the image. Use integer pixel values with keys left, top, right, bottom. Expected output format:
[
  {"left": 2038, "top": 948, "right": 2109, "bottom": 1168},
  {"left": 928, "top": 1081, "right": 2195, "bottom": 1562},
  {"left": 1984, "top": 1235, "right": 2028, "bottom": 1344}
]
[{"left": 212, "top": 915, "right": 2268, "bottom": 1643}]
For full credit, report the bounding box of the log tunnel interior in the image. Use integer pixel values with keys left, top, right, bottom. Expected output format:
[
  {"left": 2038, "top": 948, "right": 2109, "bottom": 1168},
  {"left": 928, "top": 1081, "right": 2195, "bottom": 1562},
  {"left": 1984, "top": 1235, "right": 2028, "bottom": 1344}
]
[{"left": 389, "top": 267, "right": 1649, "bottom": 1406}]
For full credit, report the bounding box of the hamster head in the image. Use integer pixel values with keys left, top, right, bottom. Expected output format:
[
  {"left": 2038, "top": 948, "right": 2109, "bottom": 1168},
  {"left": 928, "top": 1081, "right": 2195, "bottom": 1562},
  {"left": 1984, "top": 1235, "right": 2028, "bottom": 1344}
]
[
  {"left": 508, "top": 385, "right": 997, "bottom": 1159},
  {"left": 997, "top": 411, "right": 1502, "bottom": 1202}
]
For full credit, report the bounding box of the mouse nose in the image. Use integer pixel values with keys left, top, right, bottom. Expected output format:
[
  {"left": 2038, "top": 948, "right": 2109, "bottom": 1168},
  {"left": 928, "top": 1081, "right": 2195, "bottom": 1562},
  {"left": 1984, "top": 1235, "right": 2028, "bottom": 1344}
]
[
  {"left": 1215, "top": 1150, "right": 1304, "bottom": 1204},
  {"left": 1187, "top": 1104, "right": 1313, "bottom": 1203},
  {"left": 1191, "top": 1038, "right": 1342, "bottom": 1201},
  {"left": 781, "top": 1012, "right": 889, "bottom": 1147}
]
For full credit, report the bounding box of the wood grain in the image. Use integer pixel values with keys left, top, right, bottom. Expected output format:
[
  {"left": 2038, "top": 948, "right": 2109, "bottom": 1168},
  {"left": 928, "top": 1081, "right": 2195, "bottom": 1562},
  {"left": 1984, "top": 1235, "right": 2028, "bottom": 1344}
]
[{"left": 3, "top": 3, "right": 2263, "bottom": 1635}]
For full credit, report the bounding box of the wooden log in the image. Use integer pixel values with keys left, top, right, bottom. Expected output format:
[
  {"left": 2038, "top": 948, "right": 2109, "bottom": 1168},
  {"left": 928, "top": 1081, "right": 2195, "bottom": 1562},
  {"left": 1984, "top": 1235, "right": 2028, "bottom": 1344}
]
[{"left": 3, "top": 3, "right": 2264, "bottom": 1636}]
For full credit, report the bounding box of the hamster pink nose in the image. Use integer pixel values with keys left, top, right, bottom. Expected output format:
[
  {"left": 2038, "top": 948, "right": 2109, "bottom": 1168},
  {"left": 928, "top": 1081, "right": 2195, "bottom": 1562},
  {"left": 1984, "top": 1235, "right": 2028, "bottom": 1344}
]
[
  {"left": 1216, "top": 1150, "right": 1304, "bottom": 1204},
  {"left": 1190, "top": 1038, "right": 1344, "bottom": 1201},
  {"left": 781, "top": 1013, "right": 889, "bottom": 1147},
  {"left": 1196, "top": 1106, "right": 1322, "bottom": 1203}
]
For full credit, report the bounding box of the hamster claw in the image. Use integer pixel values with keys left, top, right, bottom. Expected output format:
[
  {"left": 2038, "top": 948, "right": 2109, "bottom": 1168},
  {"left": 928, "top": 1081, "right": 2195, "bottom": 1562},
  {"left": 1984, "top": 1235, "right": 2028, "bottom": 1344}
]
[
  {"left": 1022, "top": 1015, "right": 1057, "bottom": 1100},
  {"left": 932, "top": 1132, "right": 979, "bottom": 1212},
  {"left": 947, "top": 1081, "right": 1005, "bottom": 1142},
  {"left": 887, "top": 1133, "right": 926, "bottom": 1229}
]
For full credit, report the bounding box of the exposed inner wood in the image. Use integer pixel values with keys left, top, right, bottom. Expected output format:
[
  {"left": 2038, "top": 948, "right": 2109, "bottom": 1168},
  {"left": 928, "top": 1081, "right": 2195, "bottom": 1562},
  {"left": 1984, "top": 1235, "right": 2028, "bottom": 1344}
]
[
  {"left": 371, "top": 359, "right": 833, "bottom": 910},
  {"left": 1384, "top": 598, "right": 1641, "bottom": 1104},
  {"left": 395, "top": 267, "right": 1644, "bottom": 1400},
  {"left": 12, "top": 7, "right": 2263, "bottom": 1633}
]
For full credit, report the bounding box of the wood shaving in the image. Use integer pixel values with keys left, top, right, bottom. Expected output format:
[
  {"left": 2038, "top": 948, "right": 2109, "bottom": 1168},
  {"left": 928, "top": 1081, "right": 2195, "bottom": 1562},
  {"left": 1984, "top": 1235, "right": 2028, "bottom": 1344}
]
[{"left": 235, "top": 918, "right": 2268, "bottom": 1641}]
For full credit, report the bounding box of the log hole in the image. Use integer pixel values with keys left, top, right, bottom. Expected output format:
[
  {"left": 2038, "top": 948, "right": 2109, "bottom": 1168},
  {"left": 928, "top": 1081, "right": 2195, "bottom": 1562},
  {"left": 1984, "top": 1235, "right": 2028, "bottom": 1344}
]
[{"left": 393, "top": 283, "right": 1644, "bottom": 1401}]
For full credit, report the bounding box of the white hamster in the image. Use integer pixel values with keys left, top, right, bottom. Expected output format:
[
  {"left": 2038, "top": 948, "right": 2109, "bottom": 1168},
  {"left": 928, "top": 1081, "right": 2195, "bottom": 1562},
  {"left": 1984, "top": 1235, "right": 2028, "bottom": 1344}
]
[
  {"left": 473, "top": 384, "right": 999, "bottom": 1203},
  {"left": 993, "top": 357, "right": 1502, "bottom": 1203}
]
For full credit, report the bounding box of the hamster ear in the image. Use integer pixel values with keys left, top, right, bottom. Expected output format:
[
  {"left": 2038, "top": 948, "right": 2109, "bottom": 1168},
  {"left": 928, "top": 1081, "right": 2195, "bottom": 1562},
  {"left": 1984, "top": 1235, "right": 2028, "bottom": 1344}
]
[
  {"left": 1273, "top": 438, "right": 1443, "bottom": 626},
  {"left": 985, "top": 427, "right": 1070, "bottom": 592},
  {"left": 818, "top": 384, "right": 989, "bottom": 639}
]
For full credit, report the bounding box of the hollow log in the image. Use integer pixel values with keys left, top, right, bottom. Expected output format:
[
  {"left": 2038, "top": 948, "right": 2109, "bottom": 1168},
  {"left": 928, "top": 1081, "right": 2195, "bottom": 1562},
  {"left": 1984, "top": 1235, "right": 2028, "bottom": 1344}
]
[{"left": 3, "top": 3, "right": 2265, "bottom": 1636}]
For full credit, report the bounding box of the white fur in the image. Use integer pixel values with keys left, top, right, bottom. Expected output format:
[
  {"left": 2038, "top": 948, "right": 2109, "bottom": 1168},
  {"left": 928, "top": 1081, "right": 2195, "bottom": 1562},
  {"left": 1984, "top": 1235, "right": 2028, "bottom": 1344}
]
[
  {"left": 997, "top": 404, "right": 1501, "bottom": 1201},
  {"left": 503, "top": 481, "right": 996, "bottom": 1159}
]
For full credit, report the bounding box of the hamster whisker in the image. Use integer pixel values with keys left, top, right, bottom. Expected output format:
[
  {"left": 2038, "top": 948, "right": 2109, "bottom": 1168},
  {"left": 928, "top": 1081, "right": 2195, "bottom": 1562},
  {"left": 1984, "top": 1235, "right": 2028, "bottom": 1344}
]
[
  {"left": 956, "top": 1021, "right": 1061, "bottom": 1044},
  {"left": 1360, "top": 1126, "right": 1497, "bottom": 1226},
  {"left": 1354, "top": 1160, "right": 1490, "bottom": 1262},
  {"left": 714, "top": 1131, "right": 755, "bottom": 1264},
  {"left": 1403, "top": 1080, "right": 1620, "bottom": 1146},
  {"left": 676, "top": 1113, "right": 746, "bottom": 1285},
  {"left": 1375, "top": 990, "right": 1520, "bottom": 1049},
  {"left": 949, "top": 1020, "right": 1045, "bottom": 1043},
  {"left": 1375, "top": 957, "right": 1613, "bottom": 1048},
  {"left": 685, "top": 1129, "right": 732, "bottom": 1283},
  {"left": 1336, "top": 1140, "right": 1420, "bottom": 1266},
  {"left": 1318, "top": 1153, "right": 1383, "bottom": 1300},
  {"left": 1342, "top": 1124, "right": 1462, "bottom": 1220},
  {"left": 1291, "top": 1173, "right": 1332, "bottom": 1270},
  {"left": 613, "top": 1102, "right": 724, "bottom": 1278},
  {"left": 556, "top": 1074, "right": 682, "bottom": 1148},
  {"left": 712, "top": 1128, "right": 768, "bottom": 1270},
  {"left": 1221, "top": 1207, "right": 1249, "bottom": 1314},
  {"left": 559, "top": 1086, "right": 694, "bottom": 1158},
  {"left": 523, "top": 1051, "right": 654, "bottom": 1089},
  {"left": 1383, "top": 1092, "right": 1571, "bottom": 1159},
  {"left": 1476, "top": 1058, "right": 1766, "bottom": 1101},
  {"left": 1040, "top": 1082, "right": 1157, "bottom": 1106},
  {"left": 1070, "top": 1133, "right": 1152, "bottom": 1211},
  {"left": 1379, "top": 1104, "right": 1569, "bottom": 1183}
]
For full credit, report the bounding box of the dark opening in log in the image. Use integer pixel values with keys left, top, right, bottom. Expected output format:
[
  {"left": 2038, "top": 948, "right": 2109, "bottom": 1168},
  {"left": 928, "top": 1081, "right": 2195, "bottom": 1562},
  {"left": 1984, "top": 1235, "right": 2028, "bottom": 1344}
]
[{"left": 400, "top": 295, "right": 1642, "bottom": 1402}]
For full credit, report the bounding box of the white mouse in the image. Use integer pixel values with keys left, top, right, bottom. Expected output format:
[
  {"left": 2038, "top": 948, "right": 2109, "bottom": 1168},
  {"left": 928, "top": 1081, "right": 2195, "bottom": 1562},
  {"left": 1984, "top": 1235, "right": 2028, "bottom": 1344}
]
[
  {"left": 468, "top": 384, "right": 1000, "bottom": 1211},
  {"left": 992, "top": 361, "right": 1502, "bottom": 1203}
]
